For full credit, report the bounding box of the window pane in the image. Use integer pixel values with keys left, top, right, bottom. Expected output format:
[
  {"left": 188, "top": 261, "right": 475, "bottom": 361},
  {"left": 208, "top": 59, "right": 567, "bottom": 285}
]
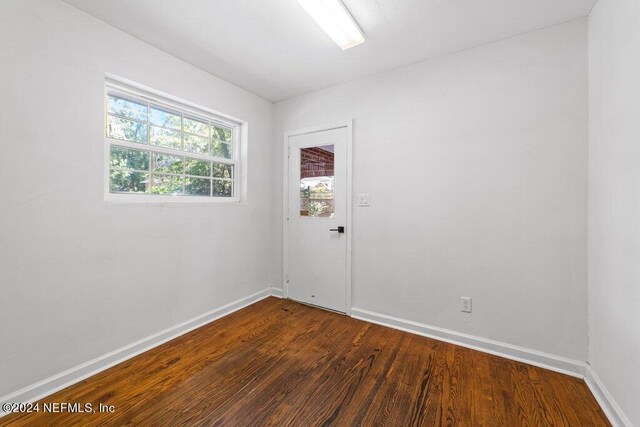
[
  {"left": 107, "top": 115, "right": 148, "bottom": 144},
  {"left": 212, "top": 126, "right": 232, "bottom": 142},
  {"left": 300, "top": 145, "right": 335, "bottom": 218},
  {"left": 212, "top": 163, "right": 233, "bottom": 179},
  {"left": 153, "top": 153, "right": 184, "bottom": 174},
  {"left": 109, "top": 170, "right": 148, "bottom": 193},
  {"left": 184, "top": 159, "right": 211, "bottom": 177},
  {"left": 183, "top": 117, "right": 209, "bottom": 137},
  {"left": 212, "top": 179, "right": 232, "bottom": 197},
  {"left": 107, "top": 95, "right": 147, "bottom": 121},
  {"left": 150, "top": 174, "right": 184, "bottom": 195},
  {"left": 184, "top": 134, "right": 210, "bottom": 155},
  {"left": 150, "top": 126, "right": 181, "bottom": 150},
  {"left": 211, "top": 140, "right": 232, "bottom": 159},
  {"left": 185, "top": 177, "right": 211, "bottom": 196},
  {"left": 110, "top": 146, "right": 149, "bottom": 171},
  {"left": 150, "top": 106, "right": 181, "bottom": 130}
]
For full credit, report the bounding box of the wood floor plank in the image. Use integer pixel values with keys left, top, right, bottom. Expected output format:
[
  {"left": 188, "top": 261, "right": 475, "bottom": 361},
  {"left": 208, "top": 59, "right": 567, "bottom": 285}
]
[
  {"left": 208, "top": 315, "right": 357, "bottom": 426},
  {"left": 1, "top": 297, "right": 610, "bottom": 426}
]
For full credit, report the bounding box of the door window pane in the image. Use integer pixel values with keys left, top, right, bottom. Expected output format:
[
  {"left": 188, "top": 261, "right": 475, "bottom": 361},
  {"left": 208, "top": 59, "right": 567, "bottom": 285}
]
[{"left": 299, "top": 145, "right": 334, "bottom": 218}]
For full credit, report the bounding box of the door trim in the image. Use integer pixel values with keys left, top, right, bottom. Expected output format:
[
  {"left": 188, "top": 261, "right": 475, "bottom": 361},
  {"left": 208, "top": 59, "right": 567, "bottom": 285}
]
[{"left": 282, "top": 120, "right": 353, "bottom": 315}]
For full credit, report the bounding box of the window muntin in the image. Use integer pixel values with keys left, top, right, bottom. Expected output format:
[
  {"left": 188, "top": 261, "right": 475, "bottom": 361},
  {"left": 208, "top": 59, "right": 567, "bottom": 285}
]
[{"left": 105, "top": 87, "right": 238, "bottom": 200}]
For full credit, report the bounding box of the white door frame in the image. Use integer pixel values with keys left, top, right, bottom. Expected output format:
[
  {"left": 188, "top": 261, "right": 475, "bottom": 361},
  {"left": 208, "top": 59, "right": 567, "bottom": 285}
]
[{"left": 282, "top": 120, "right": 353, "bottom": 315}]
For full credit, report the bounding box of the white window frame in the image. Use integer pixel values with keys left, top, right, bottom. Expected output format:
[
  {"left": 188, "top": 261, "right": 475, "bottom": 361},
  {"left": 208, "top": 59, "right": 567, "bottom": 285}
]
[{"left": 104, "top": 77, "right": 243, "bottom": 203}]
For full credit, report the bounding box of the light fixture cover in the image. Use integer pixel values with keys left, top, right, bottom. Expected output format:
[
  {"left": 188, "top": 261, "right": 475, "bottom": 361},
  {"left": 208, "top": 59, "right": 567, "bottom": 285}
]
[{"left": 296, "top": 0, "right": 365, "bottom": 50}]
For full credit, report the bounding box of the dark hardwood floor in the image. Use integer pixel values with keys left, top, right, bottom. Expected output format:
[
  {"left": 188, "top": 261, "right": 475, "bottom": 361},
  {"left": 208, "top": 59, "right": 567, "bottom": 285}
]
[{"left": 1, "top": 297, "right": 608, "bottom": 426}]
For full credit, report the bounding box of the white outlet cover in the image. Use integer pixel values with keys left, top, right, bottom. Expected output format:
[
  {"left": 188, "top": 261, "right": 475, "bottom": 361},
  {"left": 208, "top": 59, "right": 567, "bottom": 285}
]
[
  {"left": 461, "top": 297, "right": 472, "bottom": 313},
  {"left": 358, "top": 193, "right": 370, "bottom": 207}
]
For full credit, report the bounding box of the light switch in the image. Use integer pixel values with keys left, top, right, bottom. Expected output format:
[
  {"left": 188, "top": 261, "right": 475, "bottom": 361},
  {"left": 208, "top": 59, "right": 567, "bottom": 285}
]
[{"left": 358, "top": 193, "right": 370, "bottom": 207}]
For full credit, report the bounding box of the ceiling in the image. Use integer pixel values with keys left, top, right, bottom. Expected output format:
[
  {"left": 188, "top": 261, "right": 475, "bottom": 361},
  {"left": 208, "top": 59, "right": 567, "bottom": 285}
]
[{"left": 62, "top": 0, "right": 597, "bottom": 102}]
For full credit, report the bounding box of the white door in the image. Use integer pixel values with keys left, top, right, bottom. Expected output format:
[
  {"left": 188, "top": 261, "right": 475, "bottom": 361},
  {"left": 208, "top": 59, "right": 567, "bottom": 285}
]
[{"left": 287, "top": 126, "right": 348, "bottom": 313}]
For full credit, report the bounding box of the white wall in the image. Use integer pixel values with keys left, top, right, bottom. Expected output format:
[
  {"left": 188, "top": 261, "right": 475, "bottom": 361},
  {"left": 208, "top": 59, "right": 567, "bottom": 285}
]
[
  {"left": 274, "top": 20, "right": 589, "bottom": 361},
  {"left": 0, "top": 0, "right": 274, "bottom": 396},
  {"left": 588, "top": 0, "right": 640, "bottom": 424}
]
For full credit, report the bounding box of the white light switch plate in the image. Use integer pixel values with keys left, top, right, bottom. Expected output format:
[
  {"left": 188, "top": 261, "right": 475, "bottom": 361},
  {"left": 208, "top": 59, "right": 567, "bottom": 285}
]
[{"left": 358, "top": 193, "right": 370, "bottom": 207}]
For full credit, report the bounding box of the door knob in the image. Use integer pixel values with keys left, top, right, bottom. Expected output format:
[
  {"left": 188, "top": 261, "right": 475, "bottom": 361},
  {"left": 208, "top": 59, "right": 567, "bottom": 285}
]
[{"left": 329, "top": 226, "right": 345, "bottom": 233}]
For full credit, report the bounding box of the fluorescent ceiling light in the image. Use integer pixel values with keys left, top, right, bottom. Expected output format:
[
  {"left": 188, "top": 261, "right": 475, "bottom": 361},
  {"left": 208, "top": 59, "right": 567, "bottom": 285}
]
[{"left": 296, "top": 0, "right": 365, "bottom": 50}]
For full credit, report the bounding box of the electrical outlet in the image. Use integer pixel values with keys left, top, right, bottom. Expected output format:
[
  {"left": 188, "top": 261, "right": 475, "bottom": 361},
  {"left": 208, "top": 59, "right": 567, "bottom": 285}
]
[
  {"left": 461, "top": 297, "right": 472, "bottom": 313},
  {"left": 358, "top": 193, "right": 370, "bottom": 207}
]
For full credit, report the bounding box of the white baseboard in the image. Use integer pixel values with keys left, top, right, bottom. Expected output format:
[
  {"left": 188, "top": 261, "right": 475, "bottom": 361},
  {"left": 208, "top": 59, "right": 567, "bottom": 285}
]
[
  {"left": 351, "top": 307, "right": 587, "bottom": 378},
  {"left": 585, "top": 365, "right": 632, "bottom": 427},
  {"left": 270, "top": 287, "right": 284, "bottom": 298},
  {"left": 0, "top": 288, "right": 272, "bottom": 418}
]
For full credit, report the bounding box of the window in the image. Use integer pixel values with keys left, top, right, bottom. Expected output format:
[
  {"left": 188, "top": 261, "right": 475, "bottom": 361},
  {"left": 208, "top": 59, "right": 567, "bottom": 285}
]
[
  {"left": 104, "top": 80, "right": 240, "bottom": 201},
  {"left": 299, "top": 145, "right": 335, "bottom": 218}
]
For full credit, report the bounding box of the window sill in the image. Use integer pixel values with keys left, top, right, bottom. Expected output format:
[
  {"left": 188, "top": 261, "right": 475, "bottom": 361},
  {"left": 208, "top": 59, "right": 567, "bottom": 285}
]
[{"left": 104, "top": 194, "right": 241, "bottom": 204}]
